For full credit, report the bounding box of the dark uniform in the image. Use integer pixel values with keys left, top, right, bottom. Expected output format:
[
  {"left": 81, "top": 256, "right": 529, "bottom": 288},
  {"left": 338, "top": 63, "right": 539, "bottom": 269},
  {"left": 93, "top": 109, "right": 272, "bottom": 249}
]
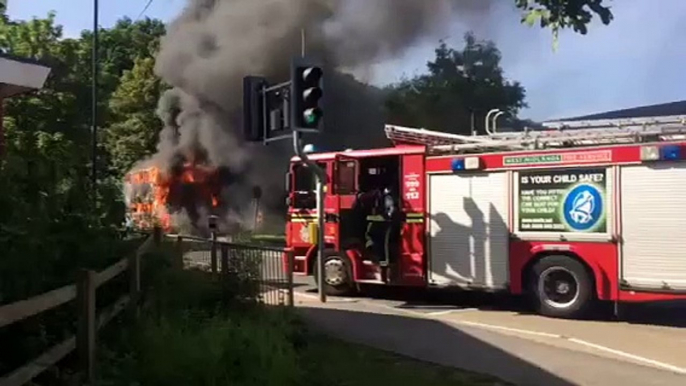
[{"left": 363, "top": 188, "right": 399, "bottom": 266}]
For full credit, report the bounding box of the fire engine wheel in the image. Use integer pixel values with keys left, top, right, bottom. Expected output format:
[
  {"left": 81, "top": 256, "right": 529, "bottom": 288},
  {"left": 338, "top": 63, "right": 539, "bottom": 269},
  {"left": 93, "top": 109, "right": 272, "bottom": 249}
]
[
  {"left": 530, "top": 255, "right": 594, "bottom": 319},
  {"left": 313, "top": 251, "right": 355, "bottom": 297}
]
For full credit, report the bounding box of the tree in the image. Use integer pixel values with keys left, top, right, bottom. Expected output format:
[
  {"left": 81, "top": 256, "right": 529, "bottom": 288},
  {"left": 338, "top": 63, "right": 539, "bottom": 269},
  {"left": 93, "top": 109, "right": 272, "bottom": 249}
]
[
  {"left": 384, "top": 33, "right": 527, "bottom": 135},
  {"left": 0, "top": 13, "right": 167, "bottom": 304},
  {"left": 0, "top": 13, "right": 170, "bottom": 374},
  {"left": 105, "top": 56, "right": 168, "bottom": 175},
  {"left": 515, "top": 0, "right": 614, "bottom": 41}
]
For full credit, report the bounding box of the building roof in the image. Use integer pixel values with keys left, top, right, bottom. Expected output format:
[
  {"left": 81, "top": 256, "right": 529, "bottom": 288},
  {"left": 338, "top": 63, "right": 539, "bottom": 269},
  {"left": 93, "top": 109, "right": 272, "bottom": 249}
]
[
  {"left": 558, "top": 100, "right": 686, "bottom": 121},
  {"left": 0, "top": 51, "right": 52, "bottom": 98}
]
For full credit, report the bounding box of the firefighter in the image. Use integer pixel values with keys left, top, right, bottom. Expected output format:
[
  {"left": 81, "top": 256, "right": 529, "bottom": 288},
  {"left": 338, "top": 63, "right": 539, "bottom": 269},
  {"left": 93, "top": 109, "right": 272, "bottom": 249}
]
[
  {"left": 363, "top": 186, "right": 399, "bottom": 267},
  {"left": 379, "top": 187, "right": 400, "bottom": 267},
  {"left": 351, "top": 187, "right": 383, "bottom": 262}
]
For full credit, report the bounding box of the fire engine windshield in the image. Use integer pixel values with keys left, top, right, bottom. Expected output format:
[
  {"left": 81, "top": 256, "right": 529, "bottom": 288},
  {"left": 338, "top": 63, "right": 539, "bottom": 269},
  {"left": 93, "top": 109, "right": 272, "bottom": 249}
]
[{"left": 290, "top": 162, "right": 325, "bottom": 209}]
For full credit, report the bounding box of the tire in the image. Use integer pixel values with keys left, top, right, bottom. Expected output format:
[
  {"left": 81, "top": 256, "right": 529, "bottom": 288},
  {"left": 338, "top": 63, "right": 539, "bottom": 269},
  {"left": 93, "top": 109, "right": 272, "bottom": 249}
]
[
  {"left": 529, "top": 255, "right": 595, "bottom": 319},
  {"left": 312, "top": 250, "right": 356, "bottom": 296}
]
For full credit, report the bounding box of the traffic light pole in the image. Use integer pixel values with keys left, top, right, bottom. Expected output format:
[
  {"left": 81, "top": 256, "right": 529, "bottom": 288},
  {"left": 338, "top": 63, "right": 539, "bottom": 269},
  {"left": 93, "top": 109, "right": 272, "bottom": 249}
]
[{"left": 292, "top": 130, "right": 327, "bottom": 303}]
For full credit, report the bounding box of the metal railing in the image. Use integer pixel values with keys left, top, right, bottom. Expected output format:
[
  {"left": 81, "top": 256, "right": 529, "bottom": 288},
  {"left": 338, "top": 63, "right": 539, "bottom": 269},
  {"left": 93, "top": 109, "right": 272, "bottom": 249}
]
[{"left": 166, "top": 234, "right": 294, "bottom": 307}]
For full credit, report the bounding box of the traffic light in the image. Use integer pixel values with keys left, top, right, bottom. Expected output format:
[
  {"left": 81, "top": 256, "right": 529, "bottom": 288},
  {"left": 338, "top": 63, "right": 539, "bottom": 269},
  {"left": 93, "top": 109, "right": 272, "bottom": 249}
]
[
  {"left": 243, "top": 75, "right": 267, "bottom": 142},
  {"left": 290, "top": 57, "right": 324, "bottom": 132}
]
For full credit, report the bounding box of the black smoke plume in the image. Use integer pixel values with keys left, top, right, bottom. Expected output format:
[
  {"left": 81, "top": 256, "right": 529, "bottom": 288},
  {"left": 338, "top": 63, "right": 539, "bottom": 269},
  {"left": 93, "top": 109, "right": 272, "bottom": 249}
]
[{"left": 136, "top": 0, "right": 495, "bottom": 233}]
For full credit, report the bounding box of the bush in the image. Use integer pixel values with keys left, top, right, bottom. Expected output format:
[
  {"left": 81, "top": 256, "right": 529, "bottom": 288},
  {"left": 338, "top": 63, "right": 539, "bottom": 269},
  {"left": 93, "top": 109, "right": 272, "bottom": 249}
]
[
  {"left": 97, "top": 262, "right": 304, "bottom": 386},
  {"left": 98, "top": 310, "right": 302, "bottom": 386}
]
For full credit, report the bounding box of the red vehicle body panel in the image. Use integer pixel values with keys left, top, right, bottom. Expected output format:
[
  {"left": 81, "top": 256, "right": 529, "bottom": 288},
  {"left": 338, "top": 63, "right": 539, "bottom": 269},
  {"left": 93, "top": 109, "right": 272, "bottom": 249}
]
[{"left": 286, "top": 140, "right": 686, "bottom": 304}]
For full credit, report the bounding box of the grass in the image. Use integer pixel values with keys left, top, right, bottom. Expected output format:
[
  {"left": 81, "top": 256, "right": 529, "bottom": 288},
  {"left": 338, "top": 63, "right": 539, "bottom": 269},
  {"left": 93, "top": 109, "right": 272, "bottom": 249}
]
[
  {"left": 302, "top": 333, "right": 508, "bottom": 386},
  {"left": 93, "top": 251, "right": 506, "bottom": 386}
]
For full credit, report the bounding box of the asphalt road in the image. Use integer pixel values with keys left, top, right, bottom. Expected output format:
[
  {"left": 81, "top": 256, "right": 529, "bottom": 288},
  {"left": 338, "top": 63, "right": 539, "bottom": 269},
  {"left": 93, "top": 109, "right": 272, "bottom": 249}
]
[
  {"left": 178, "top": 242, "right": 686, "bottom": 384},
  {"left": 293, "top": 276, "right": 686, "bottom": 386}
]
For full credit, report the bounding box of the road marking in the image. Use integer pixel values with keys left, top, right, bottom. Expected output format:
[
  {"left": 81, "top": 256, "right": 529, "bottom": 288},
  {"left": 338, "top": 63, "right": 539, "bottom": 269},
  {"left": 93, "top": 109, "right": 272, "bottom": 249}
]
[
  {"left": 294, "top": 291, "right": 357, "bottom": 303},
  {"left": 365, "top": 300, "right": 686, "bottom": 376},
  {"left": 426, "top": 308, "right": 477, "bottom": 316},
  {"left": 452, "top": 320, "right": 562, "bottom": 339},
  {"left": 568, "top": 338, "right": 686, "bottom": 375}
]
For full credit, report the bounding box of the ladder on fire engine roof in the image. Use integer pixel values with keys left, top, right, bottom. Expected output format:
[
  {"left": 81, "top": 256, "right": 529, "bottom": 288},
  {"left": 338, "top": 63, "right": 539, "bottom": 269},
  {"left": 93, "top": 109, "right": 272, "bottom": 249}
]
[{"left": 384, "top": 114, "right": 686, "bottom": 155}]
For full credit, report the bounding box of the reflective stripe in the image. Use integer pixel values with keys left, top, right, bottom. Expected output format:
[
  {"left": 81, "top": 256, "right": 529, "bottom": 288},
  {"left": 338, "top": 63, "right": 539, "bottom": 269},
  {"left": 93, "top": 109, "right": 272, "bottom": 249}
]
[
  {"left": 366, "top": 215, "right": 386, "bottom": 222},
  {"left": 406, "top": 218, "right": 424, "bottom": 223},
  {"left": 289, "top": 214, "right": 318, "bottom": 223},
  {"left": 365, "top": 222, "right": 374, "bottom": 247},
  {"left": 383, "top": 226, "right": 391, "bottom": 262},
  {"left": 406, "top": 213, "right": 424, "bottom": 218}
]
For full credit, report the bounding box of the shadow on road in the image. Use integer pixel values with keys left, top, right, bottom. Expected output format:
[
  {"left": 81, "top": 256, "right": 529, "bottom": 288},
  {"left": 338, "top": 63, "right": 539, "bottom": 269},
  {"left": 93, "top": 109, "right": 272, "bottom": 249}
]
[
  {"left": 300, "top": 306, "right": 574, "bottom": 386},
  {"left": 618, "top": 300, "right": 686, "bottom": 328},
  {"left": 306, "top": 285, "right": 686, "bottom": 329}
]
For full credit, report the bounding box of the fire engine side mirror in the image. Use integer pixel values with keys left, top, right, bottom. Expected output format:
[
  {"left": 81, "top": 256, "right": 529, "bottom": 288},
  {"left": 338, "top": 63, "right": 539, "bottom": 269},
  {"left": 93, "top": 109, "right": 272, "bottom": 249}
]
[{"left": 285, "top": 172, "right": 292, "bottom": 192}]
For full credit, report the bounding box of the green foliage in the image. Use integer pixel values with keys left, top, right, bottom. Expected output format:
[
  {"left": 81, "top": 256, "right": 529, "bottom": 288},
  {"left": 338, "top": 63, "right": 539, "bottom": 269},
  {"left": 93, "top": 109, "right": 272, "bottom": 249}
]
[
  {"left": 0, "top": 13, "right": 167, "bottom": 300},
  {"left": 515, "top": 0, "right": 614, "bottom": 47},
  {"left": 105, "top": 56, "right": 168, "bottom": 175},
  {"left": 0, "top": 12, "right": 167, "bottom": 380},
  {"left": 384, "top": 33, "right": 527, "bottom": 135},
  {"left": 99, "top": 311, "right": 302, "bottom": 386},
  {"left": 97, "top": 264, "right": 303, "bottom": 386}
]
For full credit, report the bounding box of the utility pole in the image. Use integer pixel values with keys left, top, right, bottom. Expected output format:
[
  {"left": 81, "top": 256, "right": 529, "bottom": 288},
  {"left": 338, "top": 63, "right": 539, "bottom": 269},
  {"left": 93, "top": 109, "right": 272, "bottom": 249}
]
[
  {"left": 297, "top": 27, "right": 327, "bottom": 303},
  {"left": 91, "top": 0, "right": 99, "bottom": 199},
  {"left": 242, "top": 29, "right": 326, "bottom": 303}
]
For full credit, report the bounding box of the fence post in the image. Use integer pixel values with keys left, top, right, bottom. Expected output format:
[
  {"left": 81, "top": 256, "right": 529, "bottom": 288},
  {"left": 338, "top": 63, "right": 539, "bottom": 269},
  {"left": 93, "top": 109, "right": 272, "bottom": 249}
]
[
  {"left": 77, "top": 269, "right": 96, "bottom": 384},
  {"left": 129, "top": 251, "right": 141, "bottom": 318},
  {"left": 210, "top": 232, "right": 218, "bottom": 274},
  {"left": 174, "top": 235, "right": 184, "bottom": 270},
  {"left": 287, "top": 250, "right": 295, "bottom": 307},
  {"left": 220, "top": 243, "right": 229, "bottom": 275},
  {"left": 153, "top": 226, "right": 162, "bottom": 246}
]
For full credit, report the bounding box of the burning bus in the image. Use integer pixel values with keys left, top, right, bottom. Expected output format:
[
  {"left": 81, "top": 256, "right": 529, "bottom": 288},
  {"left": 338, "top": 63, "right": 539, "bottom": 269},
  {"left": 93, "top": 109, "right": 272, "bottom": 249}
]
[
  {"left": 123, "top": 159, "right": 265, "bottom": 236},
  {"left": 124, "top": 161, "right": 222, "bottom": 234}
]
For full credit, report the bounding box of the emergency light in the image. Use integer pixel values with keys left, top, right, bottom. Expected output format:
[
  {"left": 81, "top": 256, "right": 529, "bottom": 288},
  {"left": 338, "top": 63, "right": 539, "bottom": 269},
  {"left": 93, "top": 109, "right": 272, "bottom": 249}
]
[
  {"left": 451, "top": 157, "right": 481, "bottom": 172},
  {"left": 451, "top": 158, "right": 465, "bottom": 171},
  {"left": 303, "top": 144, "right": 316, "bottom": 153},
  {"left": 640, "top": 144, "right": 683, "bottom": 162},
  {"left": 660, "top": 144, "right": 682, "bottom": 161}
]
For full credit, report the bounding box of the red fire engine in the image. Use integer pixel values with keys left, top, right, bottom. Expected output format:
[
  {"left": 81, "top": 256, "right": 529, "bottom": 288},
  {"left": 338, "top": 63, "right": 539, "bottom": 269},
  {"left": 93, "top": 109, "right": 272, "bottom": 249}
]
[{"left": 285, "top": 115, "right": 686, "bottom": 318}]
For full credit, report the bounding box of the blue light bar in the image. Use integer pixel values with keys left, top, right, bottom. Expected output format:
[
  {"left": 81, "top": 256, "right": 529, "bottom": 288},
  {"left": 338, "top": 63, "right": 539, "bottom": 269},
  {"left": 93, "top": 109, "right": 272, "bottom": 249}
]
[
  {"left": 451, "top": 158, "right": 465, "bottom": 172},
  {"left": 660, "top": 144, "right": 682, "bottom": 161},
  {"left": 303, "top": 144, "right": 316, "bottom": 153}
]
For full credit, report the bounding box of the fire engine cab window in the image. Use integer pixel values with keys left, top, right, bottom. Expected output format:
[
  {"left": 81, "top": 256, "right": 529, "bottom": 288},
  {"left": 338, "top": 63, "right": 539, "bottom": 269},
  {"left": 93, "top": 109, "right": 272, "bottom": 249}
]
[
  {"left": 293, "top": 163, "right": 326, "bottom": 192},
  {"left": 336, "top": 161, "right": 356, "bottom": 195},
  {"left": 294, "top": 165, "right": 314, "bottom": 192},
  {"left": 292, "top": 163, "right": 325, "bottom": 209}
]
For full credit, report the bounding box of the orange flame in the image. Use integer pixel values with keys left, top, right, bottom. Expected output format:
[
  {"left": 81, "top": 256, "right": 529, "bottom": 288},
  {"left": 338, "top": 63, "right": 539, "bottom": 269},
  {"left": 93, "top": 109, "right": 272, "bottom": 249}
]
[{"left": 125, "top": 162, "right": 220, "bottom": 232}]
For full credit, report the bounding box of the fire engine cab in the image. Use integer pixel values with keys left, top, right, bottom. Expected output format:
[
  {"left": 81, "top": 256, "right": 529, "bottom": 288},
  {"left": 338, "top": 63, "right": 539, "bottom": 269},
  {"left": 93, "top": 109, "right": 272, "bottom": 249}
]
[{"left": 285, "top": 115, "right": 686, "bottom": 318}]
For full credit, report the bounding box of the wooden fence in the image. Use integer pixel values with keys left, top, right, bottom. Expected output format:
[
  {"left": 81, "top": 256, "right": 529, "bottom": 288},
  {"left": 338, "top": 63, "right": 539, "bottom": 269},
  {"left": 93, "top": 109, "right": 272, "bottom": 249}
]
[{"left": 0, "top": 228, "right": 162, "bottom": 386}]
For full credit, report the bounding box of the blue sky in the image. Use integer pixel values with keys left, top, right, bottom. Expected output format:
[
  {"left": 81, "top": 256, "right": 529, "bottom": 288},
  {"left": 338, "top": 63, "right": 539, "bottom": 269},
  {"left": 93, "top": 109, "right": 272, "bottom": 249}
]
[{"left": 6, "top": 0, "right": 686, "bottom": 121}]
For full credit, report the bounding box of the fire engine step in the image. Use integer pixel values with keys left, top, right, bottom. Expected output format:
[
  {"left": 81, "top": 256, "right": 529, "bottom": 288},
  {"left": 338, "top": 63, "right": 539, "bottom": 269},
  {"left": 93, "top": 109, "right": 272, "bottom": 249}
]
[{"left": 356, "top": 279, "right": 385, "bottom": 285}]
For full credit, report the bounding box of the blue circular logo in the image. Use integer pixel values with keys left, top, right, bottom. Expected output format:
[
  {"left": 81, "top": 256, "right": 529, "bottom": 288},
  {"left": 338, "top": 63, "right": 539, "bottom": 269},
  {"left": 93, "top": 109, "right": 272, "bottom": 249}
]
[{"left": 562, "top": 184, "right": 603, "bottom": 231}]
